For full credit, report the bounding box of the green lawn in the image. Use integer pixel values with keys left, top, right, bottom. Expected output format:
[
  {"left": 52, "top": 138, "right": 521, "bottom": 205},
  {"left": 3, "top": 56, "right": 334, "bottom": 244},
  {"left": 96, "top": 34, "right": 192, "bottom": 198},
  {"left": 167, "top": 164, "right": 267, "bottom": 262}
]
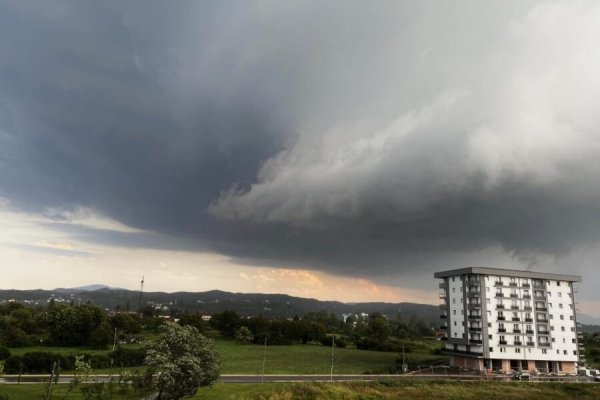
[
  {"left": 214, "top": 339, "right": 445, "bottom": 374},
  {"left": 4, "top": 380, "right": 600, "bottom": 400},
  {"left": 192, "top": 381, "right": 600, "bottom": 400},
  {"left": 6, "top": 338, "right": 446, "bottom": 375}
]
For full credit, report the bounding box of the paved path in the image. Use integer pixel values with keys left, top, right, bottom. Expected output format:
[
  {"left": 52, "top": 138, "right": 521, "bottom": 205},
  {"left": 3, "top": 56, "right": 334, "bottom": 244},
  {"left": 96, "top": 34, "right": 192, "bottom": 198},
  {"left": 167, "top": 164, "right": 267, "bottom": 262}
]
[{"left": 1, "top": 373, "right": 595, "bottom": 384}]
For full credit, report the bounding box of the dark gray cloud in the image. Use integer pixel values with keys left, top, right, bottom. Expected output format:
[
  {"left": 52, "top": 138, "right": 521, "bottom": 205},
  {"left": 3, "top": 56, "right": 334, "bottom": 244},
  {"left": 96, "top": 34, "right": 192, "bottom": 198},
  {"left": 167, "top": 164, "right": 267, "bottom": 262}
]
[{"left": 1, "top": 0, "right": 600, "bottom": 288}]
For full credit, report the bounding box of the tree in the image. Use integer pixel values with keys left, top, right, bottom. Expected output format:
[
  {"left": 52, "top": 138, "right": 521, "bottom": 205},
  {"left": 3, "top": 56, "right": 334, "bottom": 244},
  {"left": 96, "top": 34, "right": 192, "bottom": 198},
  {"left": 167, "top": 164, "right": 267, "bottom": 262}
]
[
  {"left": 145, "top": 323, "right": 220, "bottom": 400},
  {"left": 234, "top": 326, "right": 254, "bottom": 344},
  {"left": 366, "top": 313, "right": 391, "bottom": 342}
]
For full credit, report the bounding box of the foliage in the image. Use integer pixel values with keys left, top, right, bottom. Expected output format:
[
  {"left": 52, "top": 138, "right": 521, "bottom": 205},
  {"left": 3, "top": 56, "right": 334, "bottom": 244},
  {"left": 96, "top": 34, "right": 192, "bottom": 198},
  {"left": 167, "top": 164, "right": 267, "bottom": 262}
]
[
  {"left": 47, "top": 304, "right": 111, "bottom": 347},
  {"left": 145, "top": 323, "right": 221, "bottom": 400},
  {"left": 0, "top": 345, "right": 11, "bottom": 360},
  {"left": 234, "top": 326, "right": 254, "bottom": 344}
]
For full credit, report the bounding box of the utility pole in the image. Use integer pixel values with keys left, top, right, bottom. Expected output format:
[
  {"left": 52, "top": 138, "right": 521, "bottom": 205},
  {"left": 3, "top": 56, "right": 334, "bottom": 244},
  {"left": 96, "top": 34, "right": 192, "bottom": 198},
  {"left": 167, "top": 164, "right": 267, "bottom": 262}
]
[
  {"left": 45, "top": 361, "right": 57, "bottom": 400},
  {"left": 261, "top": 337, "right": 267, "bottom": 383},
  {"left": 330, "top": 336, "right": 335, "bottom": 382},
  {"left": 109, "top": 327, "right": 117, "bottom": 400}
]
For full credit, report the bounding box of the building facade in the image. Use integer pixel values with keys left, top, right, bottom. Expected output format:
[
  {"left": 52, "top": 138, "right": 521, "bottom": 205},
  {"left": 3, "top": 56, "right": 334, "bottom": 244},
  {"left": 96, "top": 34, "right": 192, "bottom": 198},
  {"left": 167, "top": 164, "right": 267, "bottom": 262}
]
[{"left": 435, "top": 267, "right": 583, "bottom": 374}]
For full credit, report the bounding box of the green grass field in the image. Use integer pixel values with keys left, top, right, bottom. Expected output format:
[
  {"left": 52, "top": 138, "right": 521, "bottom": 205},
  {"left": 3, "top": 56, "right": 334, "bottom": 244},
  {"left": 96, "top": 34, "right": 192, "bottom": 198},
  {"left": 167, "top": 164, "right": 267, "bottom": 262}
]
[
  {"left": 7, "top": 338, "right": 447, "bottom": 375},
  {"left": 215, "top": 339, "right": 434, "bottom": 374},
  {"left": 3, "top": 380, "right": 600, "bottom": 400},
  {"left": 191, "top": 381, "right": 600, "bottom": 400}
]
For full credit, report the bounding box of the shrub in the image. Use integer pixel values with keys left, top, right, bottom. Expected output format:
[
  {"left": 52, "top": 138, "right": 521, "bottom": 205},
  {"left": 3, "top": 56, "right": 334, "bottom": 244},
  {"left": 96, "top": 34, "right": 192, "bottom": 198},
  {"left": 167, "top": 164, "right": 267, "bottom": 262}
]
[
  {"left": 0, "top": 346, "right": 11, "bottom": 360},
  {"left": 110, "top": 346, "right": 147, "bottom": 368}
]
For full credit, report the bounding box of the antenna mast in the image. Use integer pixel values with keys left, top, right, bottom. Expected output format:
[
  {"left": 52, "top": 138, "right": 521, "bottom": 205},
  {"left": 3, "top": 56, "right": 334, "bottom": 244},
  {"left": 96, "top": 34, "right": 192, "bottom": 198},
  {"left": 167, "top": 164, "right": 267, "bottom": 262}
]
[{"left": 138, "top": 275, "right": 144, "bottom": 313}]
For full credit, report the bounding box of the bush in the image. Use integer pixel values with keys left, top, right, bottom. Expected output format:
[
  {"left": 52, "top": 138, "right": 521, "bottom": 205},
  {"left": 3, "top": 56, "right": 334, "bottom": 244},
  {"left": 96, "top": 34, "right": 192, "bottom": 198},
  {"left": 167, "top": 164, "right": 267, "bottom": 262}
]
[
  {"left": 3, "top": 356, "right": 24, "bottom": 374},
  {"left": 0, "top": 346, "right": 11, "bottom": 360},
  {"left": 110, "top": 346, "right": 147, "bottom": 368},
  {"left": 355, "top": 338, "right": 409, "bottom": 352},
  {"left": 4, "top": 352, "right": 67, "bottom": 374}
]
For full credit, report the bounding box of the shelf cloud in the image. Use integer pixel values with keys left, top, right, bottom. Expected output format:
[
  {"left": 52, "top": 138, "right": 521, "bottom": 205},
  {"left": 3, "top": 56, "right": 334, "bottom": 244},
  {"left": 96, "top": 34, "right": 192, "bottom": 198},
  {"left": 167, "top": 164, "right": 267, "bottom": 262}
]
[{"left": 1, "top": 1, "right": 600, "bottom": 290}]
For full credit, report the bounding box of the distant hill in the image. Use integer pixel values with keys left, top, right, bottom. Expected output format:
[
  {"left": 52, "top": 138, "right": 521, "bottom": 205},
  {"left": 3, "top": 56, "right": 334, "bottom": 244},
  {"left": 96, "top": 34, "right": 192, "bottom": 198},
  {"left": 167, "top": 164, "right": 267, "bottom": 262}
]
[{"left": 0, "top": 286, "right": 442, "bottom": 324}]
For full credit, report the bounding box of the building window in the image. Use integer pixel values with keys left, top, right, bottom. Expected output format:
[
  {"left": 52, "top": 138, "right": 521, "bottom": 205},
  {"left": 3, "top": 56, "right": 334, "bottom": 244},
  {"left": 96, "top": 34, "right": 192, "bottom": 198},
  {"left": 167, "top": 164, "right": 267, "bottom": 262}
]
[
  {"left": 560, "top": 315, "right": 564, "bottom": 320},
  {"left": 556, "top": 350, "right": 560, "bottom": 354},
  {"left": 571, "top": 327, "right": 575, "bottom": 332},
  {"left": 574, "top": 350, "right": 578, "bottom": 355},
  {"left": 453, "top": 310, "right": 456, "bottom": 315},
  {"left": 452, "top": 277, "right": 455, "bottom": 282},
  {"left": 561, "top": 326, "right": 565, "bottom": 332},
  {"left": 557, "top": 281, "right": 560, "bottom": 286},
  {"left": 542, "top": 349, "right": 547, "bottom": 354},
  {"left": 515, "top": 348, "right": 521, "bottom": 353},
  {"left": 489, "top": 335, "right": 492, "bottom": 339},
  {"left": 558, "top": 292, "right": 562, "bottom": 298},
  {"left": 452, "top": 287, "right": 455, "bottom": 293},
  {"left": 489, "top": 347, "right": 493, "bottom": 352},
  {"left": 564, "top": 350, "right": 567, "bottom": 355}
]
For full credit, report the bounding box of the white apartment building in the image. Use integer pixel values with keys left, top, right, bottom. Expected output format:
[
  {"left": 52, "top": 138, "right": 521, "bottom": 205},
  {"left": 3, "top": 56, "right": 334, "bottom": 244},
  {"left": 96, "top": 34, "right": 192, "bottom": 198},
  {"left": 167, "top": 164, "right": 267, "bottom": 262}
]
[{"left": 435, "top": 267, "right": 583, "bottom": 374}]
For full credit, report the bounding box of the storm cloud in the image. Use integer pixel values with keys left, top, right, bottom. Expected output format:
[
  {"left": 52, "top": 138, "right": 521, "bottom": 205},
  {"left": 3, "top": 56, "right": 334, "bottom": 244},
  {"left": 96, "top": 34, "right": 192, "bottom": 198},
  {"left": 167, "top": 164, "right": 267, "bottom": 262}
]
[{"left": 1, "top": 0, "right": 600, "bottom": 286}]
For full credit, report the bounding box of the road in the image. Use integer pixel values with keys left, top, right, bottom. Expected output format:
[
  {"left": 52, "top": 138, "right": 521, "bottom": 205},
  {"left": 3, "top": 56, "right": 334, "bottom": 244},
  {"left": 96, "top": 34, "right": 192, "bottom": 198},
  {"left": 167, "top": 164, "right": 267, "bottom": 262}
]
[{"left": 1, "top": 373, "right": 596, "bottom": 384}]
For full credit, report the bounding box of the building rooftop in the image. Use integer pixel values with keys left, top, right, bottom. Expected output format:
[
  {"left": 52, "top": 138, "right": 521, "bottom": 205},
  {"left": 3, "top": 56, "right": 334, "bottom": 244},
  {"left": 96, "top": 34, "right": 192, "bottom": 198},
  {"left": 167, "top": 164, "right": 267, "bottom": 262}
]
[{"left": 434, "top": 267, "right": 581, "bottom": 282}]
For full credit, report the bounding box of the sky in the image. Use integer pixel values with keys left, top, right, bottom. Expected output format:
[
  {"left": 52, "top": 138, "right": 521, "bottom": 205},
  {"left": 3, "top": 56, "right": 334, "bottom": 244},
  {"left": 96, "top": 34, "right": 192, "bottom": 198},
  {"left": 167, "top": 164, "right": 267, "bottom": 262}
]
[{"left": 1, "top": 1, "right": 600, "bottom": 315}]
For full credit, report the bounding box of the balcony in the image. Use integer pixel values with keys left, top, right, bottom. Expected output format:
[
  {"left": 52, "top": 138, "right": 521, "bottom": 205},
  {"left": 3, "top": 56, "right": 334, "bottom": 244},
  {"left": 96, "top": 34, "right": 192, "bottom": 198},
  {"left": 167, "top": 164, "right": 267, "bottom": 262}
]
[
  {"left": 537, "top": 319, "right": 548, "bottom": 324},
  {"left": 440, "top": 314, "right": 447, "bottom": 319},
  {"left": 499, "top": 340, "right": 507, "bottom": 345},
  {"left": 468, "top": 304, "right": 481, "bottom": 309},
  {"left": 526, "top": 330, "right": 534, "bottom": 334},
  {"left": 538, "top": 330, "right": 550, "bottom": 335},
  {"left": 523, "top": 306, "right": 532, "bottom": 311},
  {"left": 467, "top": 291, "right": 480, "bottom": 297},
  {"left": 495, "top": 293, "right": 504, "bottom": 298},
  {"left": 497, "top": 316, "right": 506, "bottom": 321},
  {"left": 468, "top": 314, "right": 482, "bottom": 320},
  {"left": 525, "top": 318, "right": 533, "bottom": 323},
  {"left": 535, "top": 307, "right": 547, "bottom": 312},
  {"left": 512, "top": 318, "right": 520, "bottom": 322},
  {"left": 513, "top": 329, "right": 522, "bottom": 334},
  {"left": 498, "top": 328, "right": 507, "bottom": 333},
  {"left": 439, "top": 293, "right": 447, "bottom": 299},
  {"left": 523, "top": 294, "right": 531, "bottom": 299},
  {"left": 514, "top": 341, "right": 522, "bottom": 346},
  {"left": 539, "top": 342, "right": 551, "bottom": 347},
  {"left": 522, "top": 283, "right": 530, "bottom": 288},
  {"left": 470, "top": 339, "right": 483, "bottom": 344},
  {"left": 526, "top": 341, "right": 535, "bottom": 346},
  {"left": 534, "top": 296, "right": 545, "bottom": 300},
  {"left": 469, "top": 327, "right": 482, "bottom": 332},
  {"left": 495, "top": 281, "right": 503, "bottom": 286},
  {"left": 510, "top": 294, "right": 518, "bottom": 298},
  {"left": 439, "top": 283, "right": 446, "bottom": 289},
  {"left": 441, "top": 325, "right": 448, "bottom": 330},
  {"left": 496, "top": 304, "right": 505, "bottom": 309},
  {"left": 509, "top": 282, "right": 518, "bottom": 287},
  {"left": 511, "top": 306, "right": 519, "bottom": 310}
]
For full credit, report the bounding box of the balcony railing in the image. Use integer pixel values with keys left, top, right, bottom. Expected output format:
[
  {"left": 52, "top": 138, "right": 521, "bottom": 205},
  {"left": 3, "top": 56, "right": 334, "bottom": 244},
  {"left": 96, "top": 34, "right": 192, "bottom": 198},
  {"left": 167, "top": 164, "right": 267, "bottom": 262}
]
[
  {"left": 468, "top": 314, "right": 481, "bottom": 320},
  {"left": 522, "top": 283, "right": 530, "bottom": 288},
  {"left": 439, "top": 283, "right": 446, "bottom": 289},
  {"left": 509, "top": 282, "right": 518, "bottom": 287},
  {"left": 510, "top": 294, "right": 518, "bottom": 298},
  {"left": 495, "top": 293, "right": 504, "bottom": 298},
  {"left": 513, "top": 329, "right": 522, "bottom": 334},
  {"left": 523, "top": 306, "right": 532, "bottom": 311},
  {"left": 526, "top": 341, "right": 535, "bottom": 346},
  {"left": 523, "top": 294, "right": 531, "bottom": 299},
  {"left": 469, "top": 327, "right": 482, "bottom": 332},
  {"left": 514, "top": 341, "right": 522, "bottom": 345},
  {"left": 496, "top": 304, "right": 505, "bottom": 309},
  {"left": 511, "top": 306, "right": 519, "bottom": 310},
  {"left": 470, "top": 339, "right": 483, "bottom": 344},
  {"left": 499, "top": 340, "right": 507, "bottom": 345},
  {"left": 539, "top": 342, "right": 551, "bottom": 347},
  {"left": 538, "top": 330, "right": 550, "bottom": 335},
  {"left": 440, "top": 314, "right": 447, "bottom": 319},
  {"left": 512, "top": 318, "right": 520, "bottom": 322},
  {"left": 495, "top": 281, "right": 503, "bottom": 286},
  {"left": 497, "top": 316, "right": 506, "bottom": 321},
  {"left": 525, "top": 318, "right": 533, "bottom": 323},
  {"left": 498, "top": 328, "right": 507, "bottom": 333},
  {"left": 535, "top": 307, "right": 548, "bottom": 312},
  {"left": 526, "top": 330, "right": 534, "bottom": 334},
  {"left": 537, "top": 319, "right": 548, "bottom": 323}
]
